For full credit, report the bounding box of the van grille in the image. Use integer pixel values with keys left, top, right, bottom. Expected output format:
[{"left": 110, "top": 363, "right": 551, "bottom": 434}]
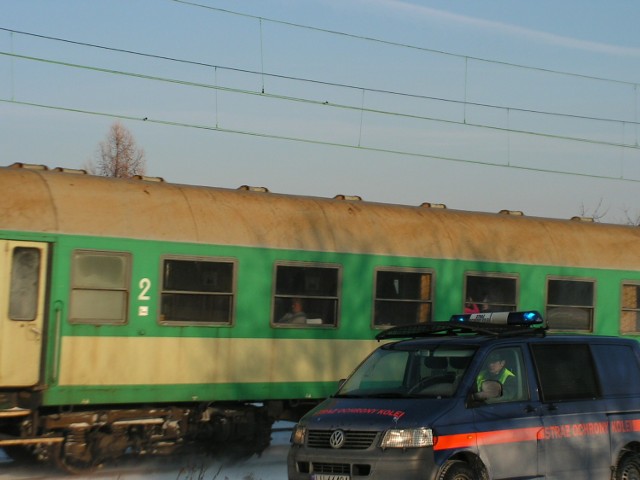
[
  {"left": 307, "top": 430, "right": 378, "bottom": 449},
  {"left": 312, "top": 462, "right": 351, "bottom": 475}
]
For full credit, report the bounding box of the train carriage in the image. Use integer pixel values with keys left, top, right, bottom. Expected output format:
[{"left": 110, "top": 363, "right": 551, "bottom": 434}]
[{"left": 1, "top": 162, "right": 640, "bottom": 470}]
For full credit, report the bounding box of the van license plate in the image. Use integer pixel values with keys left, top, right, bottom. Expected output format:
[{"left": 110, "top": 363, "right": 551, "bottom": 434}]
[{"left": 311, "top": 475, "right": 349, "bottom": 480}]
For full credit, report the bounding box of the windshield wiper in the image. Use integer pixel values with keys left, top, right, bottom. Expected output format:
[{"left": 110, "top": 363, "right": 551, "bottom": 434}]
[
  {"left": 332, "top": 393, "right": 364, "bottom": 398},
  {"left": 367, "top": 392, "right": 408, "bottom": 398}
]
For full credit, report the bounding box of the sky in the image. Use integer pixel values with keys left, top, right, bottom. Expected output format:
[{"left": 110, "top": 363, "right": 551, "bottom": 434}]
[{"left": 1, "top": 0, "right": 639, "bottom": 223}]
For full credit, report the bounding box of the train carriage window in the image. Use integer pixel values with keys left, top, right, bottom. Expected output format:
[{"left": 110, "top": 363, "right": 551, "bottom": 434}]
[
  {"left": 272, "top": 263, "right": 340, "bottom": 327},
  {"left": 621, "top": 282, "right": 640, "bottom": 334},
  {"left": 373, "top": 268, "right": 433, "bottom": 327},
  {"left": 464, "top": 273, "right": 518, "bottom": 313},
  {"left": 9, "top": 247, "right": 41, "bottom": 321},
  {"left": 546, "top": 277, "right": 595, "bottom": 332},
  {"left": 70, "top": 251, "right": 130, "bottom": 324},
  {"left": 160, "top": 257, "right": 236, "bottom": 325}
]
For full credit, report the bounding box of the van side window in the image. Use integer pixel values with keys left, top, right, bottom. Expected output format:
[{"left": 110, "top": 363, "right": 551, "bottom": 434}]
[
  {"left": 476, "top": 347, "right": 528, "bottom": 403},
  {"left": 591, "top": 344, "right": 640, "bottom": 396},
  {"left": 531, "top": 344, "right": 600, "bottom": 402}
]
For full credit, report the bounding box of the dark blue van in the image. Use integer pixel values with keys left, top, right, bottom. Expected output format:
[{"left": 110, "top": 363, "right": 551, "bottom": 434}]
[{"left": 287, "top": 311, "right": 640, "bottom": 480}]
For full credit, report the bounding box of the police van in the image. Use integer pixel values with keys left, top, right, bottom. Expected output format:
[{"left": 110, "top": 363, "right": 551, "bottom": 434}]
[{"left": 287, "top": 311, "right": 640, "bottom": 480}]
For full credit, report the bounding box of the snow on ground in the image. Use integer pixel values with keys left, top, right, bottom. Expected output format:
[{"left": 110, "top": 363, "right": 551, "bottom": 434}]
[{"left": 0, "top": 422, "right": 294, "bottom": 480}]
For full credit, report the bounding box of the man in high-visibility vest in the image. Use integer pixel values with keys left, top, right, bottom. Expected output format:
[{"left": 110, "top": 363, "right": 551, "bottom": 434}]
[{"left": 476, "top": 350, "right": 516, "bottom": 400}]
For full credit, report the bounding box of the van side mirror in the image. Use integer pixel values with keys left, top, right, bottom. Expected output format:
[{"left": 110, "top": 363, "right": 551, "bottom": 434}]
[{"left": 472, "top": 380, "right": 502, "bottom": 401}]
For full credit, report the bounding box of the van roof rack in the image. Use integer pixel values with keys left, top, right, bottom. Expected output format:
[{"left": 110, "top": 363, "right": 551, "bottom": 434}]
[{"left": 376, "top": 311, "right": 546, "bottom": 341}]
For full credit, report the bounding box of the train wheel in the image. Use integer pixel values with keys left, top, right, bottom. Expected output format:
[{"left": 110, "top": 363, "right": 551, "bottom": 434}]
[{"left": 51, "top": 441, "right": 101, "bottom": 475}]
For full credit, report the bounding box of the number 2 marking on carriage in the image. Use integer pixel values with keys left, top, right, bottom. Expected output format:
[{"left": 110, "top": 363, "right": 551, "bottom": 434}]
[
  {"left": 138, "top": 278, "right": 151, "bottom": 301},
  {"left": 138, "top": 278, "right": 151, "bottom": 316}
]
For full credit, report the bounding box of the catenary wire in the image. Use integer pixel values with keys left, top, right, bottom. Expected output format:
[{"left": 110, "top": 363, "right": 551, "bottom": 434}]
[
  {"left": 0, "top": 27, "right": 636, "bottom": 128},
  {"left": 2, "top": 96, "right": 637, "bottom": 185},
  {"left": 170, "top": 0, "right": 639, "bottom": 88},
  {"left": 2, "top": 50, "right": 636, "bottom": 151}
]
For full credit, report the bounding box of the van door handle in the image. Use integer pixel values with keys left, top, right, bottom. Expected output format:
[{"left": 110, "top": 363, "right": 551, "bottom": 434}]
[
  {"left": 524, "top": 405, "right": 537, "bottom": 413},
  {"left": 546, "top": 403, "right": 558, "bottom": 412}
]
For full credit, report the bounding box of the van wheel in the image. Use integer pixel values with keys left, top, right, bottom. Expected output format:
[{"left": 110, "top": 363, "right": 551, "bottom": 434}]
[
  {"left": 616, "top": 453, "right": 640, "bottom": 480},
  {"left": 438, "top": 460, "right": 475, "bottom": 480}
]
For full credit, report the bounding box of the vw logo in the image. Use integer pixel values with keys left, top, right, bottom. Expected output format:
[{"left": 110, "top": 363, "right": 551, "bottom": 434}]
[{"left": 329, "top": 429, "right": 345, "bottom": 449}]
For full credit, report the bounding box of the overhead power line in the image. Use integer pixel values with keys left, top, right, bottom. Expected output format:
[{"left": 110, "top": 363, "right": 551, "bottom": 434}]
[
  {"left": 0, "top": 27, "right": 636, "bottom": 128},
  {"left": 170, "top": 0, "right": 639, "bottom": 88},
  {"left": 2, "top": 50, "right": 637, "bottom": 151},
  {"left": 3, "top": 96, "right": 638, "bottom": 186}
]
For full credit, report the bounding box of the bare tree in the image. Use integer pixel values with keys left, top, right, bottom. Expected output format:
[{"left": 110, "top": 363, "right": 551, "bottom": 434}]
[
  {"left": 621, "top": 208, "right": 640, "bottom": 226},
  {"left": 88, "top": 121, "right": 146, "bottom": 178},
  {"left": 578, "top": 199, "right": 608, "bottom": 223},
  {"left": 579, "top": 200, "right": 640, "bottom": 225}
]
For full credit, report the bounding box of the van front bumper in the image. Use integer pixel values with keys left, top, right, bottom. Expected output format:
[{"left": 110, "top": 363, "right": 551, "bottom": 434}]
[{"left": 287, "top": 444, "right": 437, "bottom": 480}]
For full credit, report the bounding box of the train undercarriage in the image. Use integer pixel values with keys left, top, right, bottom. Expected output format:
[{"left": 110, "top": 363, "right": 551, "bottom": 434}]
[{"left": 0, "top": 398, "right": 302, "bottom": 474}]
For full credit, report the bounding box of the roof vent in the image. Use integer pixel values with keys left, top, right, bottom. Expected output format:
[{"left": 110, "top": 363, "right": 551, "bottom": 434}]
[
  {"left": 9, "top": 162, "right": 48, "bottom": 170},
  {"left": 52, "top": 167, "right": 87, "bottom": 175},
  {"left": 334, "top": 194, "right": 362, "bottom": 201},
  {"left": 499, "top": 210, "right": 524, "bottom": 216},
  {"left": 420, "top": 202, "right": 447, "bottom": 209},
  {"left": 238, "top": 185, "right": 269, "bottom": 192},
  {"left": 133, "top": 175, "right": 165, "bottom": 182}
]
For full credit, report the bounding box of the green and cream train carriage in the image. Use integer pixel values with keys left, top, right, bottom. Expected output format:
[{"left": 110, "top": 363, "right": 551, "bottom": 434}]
[{"left": 1, "top": 162, "right": 640, "bottom": 469}]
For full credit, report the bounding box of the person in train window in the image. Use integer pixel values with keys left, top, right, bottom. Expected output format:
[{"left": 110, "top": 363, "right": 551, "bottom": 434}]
[
  {"left": 280, "top": 297, "right": 307, "bottom": 324},
  {"left": 464, "top": 297, "right": 480, "bottom": 314}
]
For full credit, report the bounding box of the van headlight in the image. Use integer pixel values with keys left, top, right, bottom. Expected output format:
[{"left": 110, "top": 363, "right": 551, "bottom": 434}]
[
  {"left": 290, "top": 424, "right": 307, "bottom": 445},
  {"left": 381, "top": 427, "right": 433, "bottom": 448}
]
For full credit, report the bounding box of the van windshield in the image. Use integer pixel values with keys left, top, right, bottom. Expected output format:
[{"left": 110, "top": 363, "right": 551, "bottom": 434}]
[{"left": 336, "top": 345, "right": 476, "bottom": 398}]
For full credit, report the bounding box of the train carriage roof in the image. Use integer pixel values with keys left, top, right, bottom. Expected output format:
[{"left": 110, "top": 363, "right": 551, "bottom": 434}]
[{"left": 3, "top": 164, "right": 640, "bottom": 269}]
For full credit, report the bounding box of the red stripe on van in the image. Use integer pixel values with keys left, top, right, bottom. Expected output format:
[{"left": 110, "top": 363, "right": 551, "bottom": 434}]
[
  {"left": 434, "top": 432, "right": 476, "bottom": 450},
  {"left": 436, "top": 418, "right": 640, "bottom": 452},
  {"left": 434, "top": 427, "right": 540, "bottom": 451},
  {"left": 477, "top": 427, "right": 541, "bottom": 445}
]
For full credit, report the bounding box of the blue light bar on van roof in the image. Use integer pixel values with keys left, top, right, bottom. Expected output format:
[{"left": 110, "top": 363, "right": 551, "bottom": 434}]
[{"left": 449, "top": 310, "right": 543, "bottom": 326}]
